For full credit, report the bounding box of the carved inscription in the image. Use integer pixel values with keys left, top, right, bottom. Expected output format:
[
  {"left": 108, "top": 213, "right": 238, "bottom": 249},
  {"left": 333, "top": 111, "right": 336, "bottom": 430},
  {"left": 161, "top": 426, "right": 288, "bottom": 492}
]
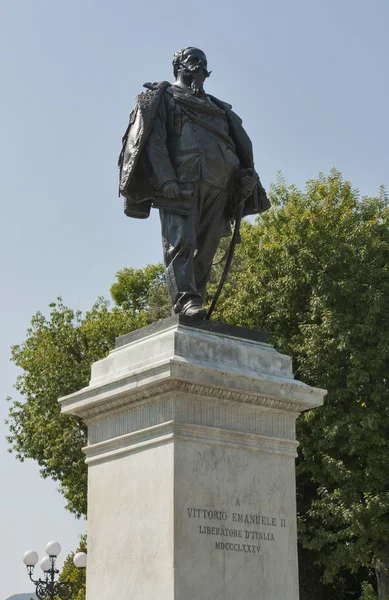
[{"left": 186, "top": 499, "right": 288, "bottom": 555}]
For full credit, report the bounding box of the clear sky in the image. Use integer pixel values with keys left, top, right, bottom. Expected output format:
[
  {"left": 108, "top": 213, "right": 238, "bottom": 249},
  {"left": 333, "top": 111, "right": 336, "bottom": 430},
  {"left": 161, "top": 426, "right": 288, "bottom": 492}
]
[{"left": 1, "top": 0, "right": 388, "bottom": 596}]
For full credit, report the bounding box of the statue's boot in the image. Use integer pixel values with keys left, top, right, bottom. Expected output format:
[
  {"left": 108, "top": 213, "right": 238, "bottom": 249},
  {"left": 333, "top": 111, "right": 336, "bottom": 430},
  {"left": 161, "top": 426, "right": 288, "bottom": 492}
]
[{"left": 181, "top": 300, "right": 207, "bottom": 319}]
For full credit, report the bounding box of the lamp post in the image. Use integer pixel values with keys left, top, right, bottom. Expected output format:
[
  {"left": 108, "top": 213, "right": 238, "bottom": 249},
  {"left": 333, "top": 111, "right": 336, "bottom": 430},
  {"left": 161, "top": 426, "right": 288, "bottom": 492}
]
[{"left": 23, "top": 541, "right": 87, "bottom": 600}]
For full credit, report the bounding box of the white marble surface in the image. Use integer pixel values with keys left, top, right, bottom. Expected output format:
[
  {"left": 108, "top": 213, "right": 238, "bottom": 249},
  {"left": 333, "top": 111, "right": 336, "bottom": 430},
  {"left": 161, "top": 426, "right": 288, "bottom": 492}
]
[
  {"left": 174, "top": 439, "right": 298, "bottom": 600},
  {"left": 60, "top": 320, "right": 325, "bottom": 599},
  {"left": 86, "top": 442, "right": 174, "bottom": 599}
]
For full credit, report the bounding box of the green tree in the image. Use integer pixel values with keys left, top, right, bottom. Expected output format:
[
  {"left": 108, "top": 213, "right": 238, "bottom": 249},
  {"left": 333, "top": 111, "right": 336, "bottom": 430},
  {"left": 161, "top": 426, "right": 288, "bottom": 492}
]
[
  {"left": 6, "top": 265, "right": 166, "bottom": 517},
  {"left": 56, "top": 537, "right": 87, "bottom": 600},
  {"left": 110, "top": 263, "right": 169, "bottom": 317},
  {"left": 213, "top": 170, "right": 389, "bottom": 598},
  {"left": 360, "top": 582, "right": 379, "bottom": 600}
]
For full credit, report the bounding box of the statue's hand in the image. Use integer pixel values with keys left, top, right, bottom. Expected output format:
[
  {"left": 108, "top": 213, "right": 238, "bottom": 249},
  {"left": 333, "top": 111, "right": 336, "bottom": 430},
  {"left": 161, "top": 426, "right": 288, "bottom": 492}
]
[{"left": 162, "top": 181, "right": 180, "bottom": 199}]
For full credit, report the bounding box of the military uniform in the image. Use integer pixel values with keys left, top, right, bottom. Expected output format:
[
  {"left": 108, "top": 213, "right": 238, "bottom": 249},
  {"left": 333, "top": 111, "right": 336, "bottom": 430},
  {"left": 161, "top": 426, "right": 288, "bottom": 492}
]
[
  {"left": 119, "top": 81, "right": 270, "bottom": 312},
  {"left": 144, "top": 84, "right": 241, "bottom": 310}
]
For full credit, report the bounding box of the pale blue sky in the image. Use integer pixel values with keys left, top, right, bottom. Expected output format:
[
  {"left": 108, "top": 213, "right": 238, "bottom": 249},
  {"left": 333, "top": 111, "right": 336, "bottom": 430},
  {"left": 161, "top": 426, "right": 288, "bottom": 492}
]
[{"left": 1, "top": 0, "right": 388, "bottom": 596}]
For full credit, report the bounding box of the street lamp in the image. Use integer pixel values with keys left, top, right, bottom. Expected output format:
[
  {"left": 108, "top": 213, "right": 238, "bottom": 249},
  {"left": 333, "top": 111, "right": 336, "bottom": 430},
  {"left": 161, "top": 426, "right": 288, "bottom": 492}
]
[{"left": 23, "top": 541, "right": 87, "bottom": 600}]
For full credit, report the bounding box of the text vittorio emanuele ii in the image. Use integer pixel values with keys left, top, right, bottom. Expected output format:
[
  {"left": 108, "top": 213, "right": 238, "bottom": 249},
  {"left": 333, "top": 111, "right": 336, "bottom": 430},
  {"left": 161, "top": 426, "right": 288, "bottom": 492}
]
[{"left": 186, "top": 504, "right": 287, "bottom": 555}]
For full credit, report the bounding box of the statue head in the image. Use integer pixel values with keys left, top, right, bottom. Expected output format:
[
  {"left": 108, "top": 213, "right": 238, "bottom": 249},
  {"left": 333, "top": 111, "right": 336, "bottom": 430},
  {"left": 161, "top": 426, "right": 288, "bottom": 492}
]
[{"left": 172, "top": 47, "right": 211, "bottom": 94}]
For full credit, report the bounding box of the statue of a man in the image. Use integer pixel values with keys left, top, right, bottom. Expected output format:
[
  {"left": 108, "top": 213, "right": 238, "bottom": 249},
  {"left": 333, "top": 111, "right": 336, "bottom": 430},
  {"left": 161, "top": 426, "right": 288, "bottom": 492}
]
[{"left": 119, "top": 47, "right": 270, "bottom": 318}]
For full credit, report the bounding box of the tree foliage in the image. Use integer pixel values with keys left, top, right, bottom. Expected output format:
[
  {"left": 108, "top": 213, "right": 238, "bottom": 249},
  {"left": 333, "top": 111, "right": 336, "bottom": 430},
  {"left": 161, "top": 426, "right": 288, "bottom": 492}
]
[
  {"left": 110, "top": 264, "right": 168, "bottom": 315},
  {"left": 57, "top": 537, "right": 87, "bottom": 600},
  {"left": 6, "top": 265, "right": 168, "bottom": 517}
]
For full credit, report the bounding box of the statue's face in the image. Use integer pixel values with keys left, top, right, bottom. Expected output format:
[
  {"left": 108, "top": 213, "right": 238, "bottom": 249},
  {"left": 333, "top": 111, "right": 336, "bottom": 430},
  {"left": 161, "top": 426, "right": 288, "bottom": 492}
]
[
  {"left": 176, "top": 48, "right": 210, "bottom": 95},
  {"left": 180, "top": 48, "right": 209, "bottom": 79}
]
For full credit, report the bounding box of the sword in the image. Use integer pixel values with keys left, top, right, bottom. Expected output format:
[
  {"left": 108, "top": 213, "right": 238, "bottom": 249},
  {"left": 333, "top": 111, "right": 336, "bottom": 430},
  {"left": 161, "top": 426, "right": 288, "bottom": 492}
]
[{"left": 206, "top": 169, "right": 258, "bottom": 321}]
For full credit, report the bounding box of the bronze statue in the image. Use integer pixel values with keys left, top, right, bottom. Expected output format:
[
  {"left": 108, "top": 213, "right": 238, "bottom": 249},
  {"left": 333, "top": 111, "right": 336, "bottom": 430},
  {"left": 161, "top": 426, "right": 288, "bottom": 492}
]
[{"left": 118, "top": 47, "right": 270, "bottom": 318}]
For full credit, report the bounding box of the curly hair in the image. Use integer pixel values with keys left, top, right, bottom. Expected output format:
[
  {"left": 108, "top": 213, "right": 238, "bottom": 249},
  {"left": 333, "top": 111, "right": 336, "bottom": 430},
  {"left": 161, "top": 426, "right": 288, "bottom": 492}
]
[{"left": 172, "top": 47, "right": 191, "bottom": 78}]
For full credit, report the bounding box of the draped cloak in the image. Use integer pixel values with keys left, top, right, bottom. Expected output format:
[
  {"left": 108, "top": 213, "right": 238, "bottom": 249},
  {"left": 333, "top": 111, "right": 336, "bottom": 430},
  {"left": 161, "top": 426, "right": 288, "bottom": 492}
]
[{"left": 118, "top": 81, "right": 270, "bottom": 219}]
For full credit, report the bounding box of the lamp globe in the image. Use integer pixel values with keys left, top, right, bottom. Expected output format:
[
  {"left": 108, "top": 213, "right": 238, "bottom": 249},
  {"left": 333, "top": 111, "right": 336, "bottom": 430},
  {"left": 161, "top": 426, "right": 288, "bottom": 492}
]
[
  {"left": 73, "top": 552, "right": 87, "bottom": 568},
  {"left": 23, "top": 550, "right": 39, "bottom": 567},
  {"left": 40, "top": 556, "right": 52, "bottom": 572},
  {"left": 45, "top": 541, "right": 61, "bottom": 557}
]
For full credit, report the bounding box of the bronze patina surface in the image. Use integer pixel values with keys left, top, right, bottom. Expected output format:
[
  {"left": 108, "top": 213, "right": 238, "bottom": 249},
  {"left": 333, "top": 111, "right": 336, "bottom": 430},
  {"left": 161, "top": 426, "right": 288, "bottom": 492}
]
[{"left": 119, "top": 47, "right": 270, "bottom": 318}]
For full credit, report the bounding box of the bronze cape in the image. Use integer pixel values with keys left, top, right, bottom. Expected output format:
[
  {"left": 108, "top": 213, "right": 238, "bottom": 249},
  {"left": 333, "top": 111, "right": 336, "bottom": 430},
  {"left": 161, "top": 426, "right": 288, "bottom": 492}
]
[{"left": 118, "top": 81, "right": 270, "bottom": 219}]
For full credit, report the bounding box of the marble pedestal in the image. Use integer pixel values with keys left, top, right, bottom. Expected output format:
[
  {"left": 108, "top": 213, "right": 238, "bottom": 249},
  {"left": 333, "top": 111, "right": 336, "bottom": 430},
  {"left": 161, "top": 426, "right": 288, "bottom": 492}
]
[{"left": 59, "top": 316, "right": 325, "bottom": 600}]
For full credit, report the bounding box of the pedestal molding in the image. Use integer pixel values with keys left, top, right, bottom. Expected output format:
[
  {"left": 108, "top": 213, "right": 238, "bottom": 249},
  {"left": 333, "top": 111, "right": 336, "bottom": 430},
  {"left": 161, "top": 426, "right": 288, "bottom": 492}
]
[
  {"left": 84, "top": 421, "right": 299, "bottom": 466},
  {"left": 87, "top": 395, "right": 298, "bottom": 445},
  {"left": 62, "top": 372, "right": 322, "bottom": 420}
]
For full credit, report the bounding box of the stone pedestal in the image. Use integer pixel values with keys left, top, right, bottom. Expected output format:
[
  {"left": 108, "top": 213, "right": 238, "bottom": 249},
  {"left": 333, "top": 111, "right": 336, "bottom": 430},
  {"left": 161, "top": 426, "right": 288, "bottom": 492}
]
[{"left": 59, "top": 316, "right": 325, "bottom": 600}]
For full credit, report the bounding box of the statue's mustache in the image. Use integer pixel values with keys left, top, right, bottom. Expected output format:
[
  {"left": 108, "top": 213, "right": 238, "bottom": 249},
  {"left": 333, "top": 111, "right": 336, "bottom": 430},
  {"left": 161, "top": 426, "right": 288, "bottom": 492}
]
[{"left": 184, "top": 64, "right": 211, "bottom": 78}]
